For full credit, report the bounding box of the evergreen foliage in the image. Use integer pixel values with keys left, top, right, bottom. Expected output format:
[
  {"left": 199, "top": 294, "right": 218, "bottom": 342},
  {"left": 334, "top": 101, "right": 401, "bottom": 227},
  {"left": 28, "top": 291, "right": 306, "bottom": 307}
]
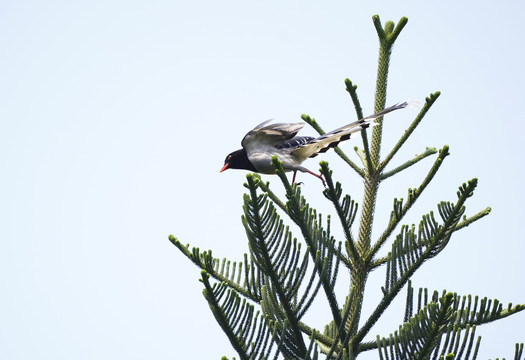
[{"left": 169, "top": 15, "right": 524, "bottom": 359}]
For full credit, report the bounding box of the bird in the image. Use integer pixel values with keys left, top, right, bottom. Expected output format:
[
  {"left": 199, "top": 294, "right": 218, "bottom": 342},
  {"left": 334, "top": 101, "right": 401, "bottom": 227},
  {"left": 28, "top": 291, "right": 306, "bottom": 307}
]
[{"left": 220, "top": 102, "right": 409, "bottom": 186}]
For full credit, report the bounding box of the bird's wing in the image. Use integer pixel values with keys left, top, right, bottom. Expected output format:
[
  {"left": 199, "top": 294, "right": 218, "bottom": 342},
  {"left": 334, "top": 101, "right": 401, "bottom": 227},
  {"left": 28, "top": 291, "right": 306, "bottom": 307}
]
[
  {"left": 241, "top": 120, "right": 305, "bottom": 152},
  {"left": 292, "top": 102, "right": 408, "bottom": 159},
  {"left": 276, "top": 136, "right": 315, "bottom": 150}
]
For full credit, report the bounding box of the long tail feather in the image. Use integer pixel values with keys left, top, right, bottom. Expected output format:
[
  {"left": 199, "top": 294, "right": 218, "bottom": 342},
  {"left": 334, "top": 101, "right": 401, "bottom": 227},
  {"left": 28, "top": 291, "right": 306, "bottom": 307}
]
[{"left": 293, "top": 102, "right": 409, "bottom": 159}]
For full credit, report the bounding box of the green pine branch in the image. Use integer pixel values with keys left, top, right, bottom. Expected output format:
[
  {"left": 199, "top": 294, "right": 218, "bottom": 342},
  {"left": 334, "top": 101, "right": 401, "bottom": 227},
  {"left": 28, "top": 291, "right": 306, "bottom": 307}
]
[
  {"left": 201, "top": 271, "right": 276, "bottom": 360},
  {"left": 369, "top": 206, "right": 491, "bottom": 270},
  {"left": 242, "top": 174, "right": 310, "bottom": 357},
  {"left": 375, "top": 293, "right": 478, "bottom": 360},
  {"left": 320, "top": 162, "right": 360, "bottom": 265},
  {"left": 355, "top": 179, "right": 480, "bottom": 346},
  {"left": 380, "top": 147, "right": 437, "bottom": 180},
  {"left": 372, "top": 284, "right": 525, "bottom": 359},
  {"left": 270, "top": 157, "right": 346, "bottom": 343},
  {"left": 379, "top": 92, "right": 441, "bottom": 174},
  {"left": 169, "top": 15, "right": 524, "bottom": 360},
  {"left": 344, "top": 79, "right": 373, "bottom": 174},
  {"left": 257, "top": 178, "right": 352, "bottom": 270},
  {"left": 368, "top": 145, "right": 451, "bottom": 263},
  {"left": 169, "top": 236, "right": 264, "bottom": 303}
]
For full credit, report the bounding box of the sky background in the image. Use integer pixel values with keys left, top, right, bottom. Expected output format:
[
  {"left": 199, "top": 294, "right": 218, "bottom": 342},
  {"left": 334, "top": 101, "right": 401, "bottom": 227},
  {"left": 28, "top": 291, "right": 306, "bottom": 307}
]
[{"left": 1, "top": 1, "right": 524, "bottom": 359}]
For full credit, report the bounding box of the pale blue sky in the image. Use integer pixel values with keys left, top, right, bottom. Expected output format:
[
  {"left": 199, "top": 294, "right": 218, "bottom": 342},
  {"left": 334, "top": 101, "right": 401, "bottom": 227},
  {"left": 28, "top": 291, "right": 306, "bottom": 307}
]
[{"left": 1, "top": 1, "right": 524, "bottom": 359}]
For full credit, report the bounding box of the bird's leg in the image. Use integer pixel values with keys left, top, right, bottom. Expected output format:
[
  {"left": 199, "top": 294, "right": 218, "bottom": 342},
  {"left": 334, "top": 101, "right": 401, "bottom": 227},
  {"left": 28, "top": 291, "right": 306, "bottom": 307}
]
[
  {"left": 303, "top": 169, "right": 326, "bottom": 187},
  {"left": 291, "top": 171, "right": 304, "bottom": 186}
]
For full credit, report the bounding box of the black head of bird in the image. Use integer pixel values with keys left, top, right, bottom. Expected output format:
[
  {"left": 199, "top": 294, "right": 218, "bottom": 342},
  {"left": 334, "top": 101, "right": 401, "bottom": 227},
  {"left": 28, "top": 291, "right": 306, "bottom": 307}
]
[{"left": 220, "top": 148, "right": 257, "bottom": 173}]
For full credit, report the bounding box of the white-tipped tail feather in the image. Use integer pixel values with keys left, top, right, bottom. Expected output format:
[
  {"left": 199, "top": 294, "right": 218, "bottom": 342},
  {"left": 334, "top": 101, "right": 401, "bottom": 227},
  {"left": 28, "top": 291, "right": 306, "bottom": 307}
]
[{"left": 292, "top": 102, "right": 408, "bottom": 159}]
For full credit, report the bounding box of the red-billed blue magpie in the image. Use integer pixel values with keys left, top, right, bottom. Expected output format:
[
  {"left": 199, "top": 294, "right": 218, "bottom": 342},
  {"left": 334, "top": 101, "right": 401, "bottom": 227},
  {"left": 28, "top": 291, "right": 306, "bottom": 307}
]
[{"left": 220, "top": 102, "right": 409, "bottom": 186}]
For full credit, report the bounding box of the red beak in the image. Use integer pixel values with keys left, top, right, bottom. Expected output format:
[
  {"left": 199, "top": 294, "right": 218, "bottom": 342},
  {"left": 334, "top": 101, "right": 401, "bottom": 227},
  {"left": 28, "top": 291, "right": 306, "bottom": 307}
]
[{"left": 220, "top": 163, "right": 229, "bottom": 173}]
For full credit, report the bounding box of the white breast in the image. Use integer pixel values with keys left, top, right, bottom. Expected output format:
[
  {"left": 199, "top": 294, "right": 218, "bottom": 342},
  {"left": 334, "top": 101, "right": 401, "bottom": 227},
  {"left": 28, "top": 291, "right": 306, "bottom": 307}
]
[{"left": 247, "top": 150, "right": 302, "bottom": 174}]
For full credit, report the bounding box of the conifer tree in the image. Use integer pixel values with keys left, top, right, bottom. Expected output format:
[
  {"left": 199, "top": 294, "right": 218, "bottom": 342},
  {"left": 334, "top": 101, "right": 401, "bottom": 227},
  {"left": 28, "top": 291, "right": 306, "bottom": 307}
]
[{"left": 170, "top": 16, "right": 524, "bottom": 360}]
